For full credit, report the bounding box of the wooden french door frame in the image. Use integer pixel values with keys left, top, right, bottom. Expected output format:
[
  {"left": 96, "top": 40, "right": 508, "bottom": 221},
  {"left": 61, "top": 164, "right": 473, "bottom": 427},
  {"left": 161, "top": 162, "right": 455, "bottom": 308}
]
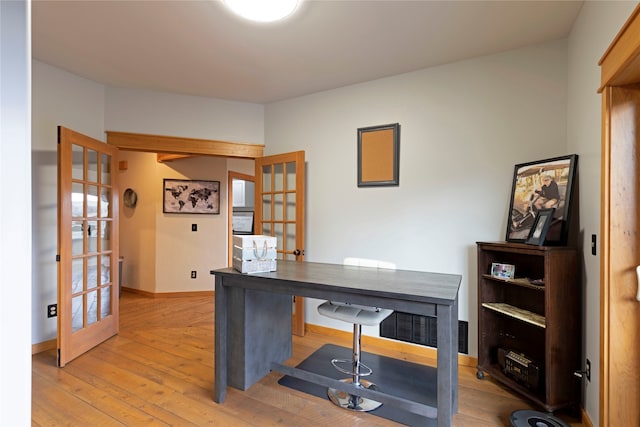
[
  {"left": 255, "top": 151, "right": 306, "bottom": 336},
  {"left": 57, "top": 129, "right": 266, "bottom": 366},
  {"left": 599, "top": 5, "right": 640, "bottom": 426},
  {"left": 57, "top": 126, "right": 119, "bottom": 367}
]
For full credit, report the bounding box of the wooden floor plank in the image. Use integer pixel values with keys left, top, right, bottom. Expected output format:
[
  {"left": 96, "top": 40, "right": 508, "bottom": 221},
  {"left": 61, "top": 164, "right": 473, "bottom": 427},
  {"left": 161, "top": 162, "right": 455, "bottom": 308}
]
[
  {"left": 32, "top": 292, "right": 584, "bottom": 426},
  {"left": 33, "top": 369, "right": 168, "bottom": 426},
  {"left": 32, "top": 369, "right": 125, "bottom": 426}
]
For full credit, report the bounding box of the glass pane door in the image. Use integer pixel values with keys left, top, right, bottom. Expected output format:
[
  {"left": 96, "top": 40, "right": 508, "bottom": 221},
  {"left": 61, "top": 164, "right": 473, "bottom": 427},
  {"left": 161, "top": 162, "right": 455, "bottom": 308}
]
[
  {"left": 58, "top": 126, "right": 119, "bottom": 366},
  {"left": 255, "top": 151, "right": 305, "bottom": 336}
]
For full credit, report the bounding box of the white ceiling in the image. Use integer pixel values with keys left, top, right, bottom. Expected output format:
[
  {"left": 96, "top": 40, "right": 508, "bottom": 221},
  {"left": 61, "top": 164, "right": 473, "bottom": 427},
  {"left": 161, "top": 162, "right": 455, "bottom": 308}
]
[{"left": 32, "top": 0, "right": 584, "bottom": 104}]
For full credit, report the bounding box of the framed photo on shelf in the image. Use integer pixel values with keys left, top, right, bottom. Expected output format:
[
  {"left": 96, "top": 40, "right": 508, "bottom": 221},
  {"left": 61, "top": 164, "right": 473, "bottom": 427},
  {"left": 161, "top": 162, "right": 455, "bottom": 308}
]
[
  {"left": 163, "top": 179, "right": 220, "bottom": 214},
  {"left": 526, "top": 208, "right": 555, "bottom": 246},
  {"left": 491, "top": 262, "right": 515, "bottom": 279},
  {"left": 506, "top": 154, "right": 577, "bottom": 245}
]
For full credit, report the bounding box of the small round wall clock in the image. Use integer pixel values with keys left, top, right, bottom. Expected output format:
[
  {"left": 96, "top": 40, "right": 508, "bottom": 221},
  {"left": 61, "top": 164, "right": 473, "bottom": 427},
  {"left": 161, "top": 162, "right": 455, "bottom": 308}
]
[{"left": 123, "top": 188, "right": 138, "bottom": 208}]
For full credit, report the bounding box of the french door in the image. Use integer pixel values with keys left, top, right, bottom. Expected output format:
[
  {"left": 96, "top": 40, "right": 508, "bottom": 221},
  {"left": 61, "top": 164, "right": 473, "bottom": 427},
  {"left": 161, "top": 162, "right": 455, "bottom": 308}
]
[
  {"left": 255, "top": 151, "right": 306, "bottom": 336},
  {"left": 599, "top": 6, "right": 640, "bottom": 424},
  {"left": 57, "top": 126, "right": 119, "bottom": 367}
]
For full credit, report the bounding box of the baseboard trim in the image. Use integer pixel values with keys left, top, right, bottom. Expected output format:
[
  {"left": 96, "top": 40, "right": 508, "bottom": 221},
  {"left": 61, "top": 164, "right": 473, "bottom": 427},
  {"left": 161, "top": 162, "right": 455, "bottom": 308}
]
[
  {"left": 122, "top": 287, "right": 214, "bottom": 298},
  {"left": 32, "top": 338, "right": 56, "bottom": 355},
  {"left": 305, "top": 323, "right": 477, "bottom": 368}
]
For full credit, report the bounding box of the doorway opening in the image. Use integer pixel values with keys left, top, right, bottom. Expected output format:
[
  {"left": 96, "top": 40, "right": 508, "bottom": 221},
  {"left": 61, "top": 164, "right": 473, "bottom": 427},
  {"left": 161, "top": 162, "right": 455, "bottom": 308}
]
[{"left": 227, "top": 172, "right": 255, "bottom": 266}]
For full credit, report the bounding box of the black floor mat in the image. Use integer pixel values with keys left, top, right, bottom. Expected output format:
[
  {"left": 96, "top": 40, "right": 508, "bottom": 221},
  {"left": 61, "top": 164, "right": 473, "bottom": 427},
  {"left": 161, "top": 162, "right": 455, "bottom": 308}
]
[{"left": 277, "top": 344, "right": 438, "bottom": 426}]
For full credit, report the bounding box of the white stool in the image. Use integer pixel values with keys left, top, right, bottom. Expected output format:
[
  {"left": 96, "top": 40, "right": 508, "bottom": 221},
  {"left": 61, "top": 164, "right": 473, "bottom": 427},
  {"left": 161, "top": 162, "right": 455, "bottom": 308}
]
[{"left": 317, "top": 257, "right": 395, "bottom": 411}]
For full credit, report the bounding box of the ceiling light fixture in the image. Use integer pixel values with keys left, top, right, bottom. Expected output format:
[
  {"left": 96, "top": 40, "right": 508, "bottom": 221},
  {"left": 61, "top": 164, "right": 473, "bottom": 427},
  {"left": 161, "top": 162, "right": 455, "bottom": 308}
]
[{"left": 223, "top": 0, "right": 301, "bottom": 23}]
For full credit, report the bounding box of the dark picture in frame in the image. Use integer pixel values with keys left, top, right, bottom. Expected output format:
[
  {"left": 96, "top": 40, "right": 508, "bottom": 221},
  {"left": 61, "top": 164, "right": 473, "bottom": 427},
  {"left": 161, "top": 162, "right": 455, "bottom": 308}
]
[
  {"left": 506, "top": 154, "right": 577, "bottom": 245},
  {"left": 163, "top": 179, "right": 220, "bottom": 214},
  {"left": 357, "top": 123, "right": 400, "bottom": 187},
  {"left": 526, "top": 208, "right": 555, "bottom": 246}
]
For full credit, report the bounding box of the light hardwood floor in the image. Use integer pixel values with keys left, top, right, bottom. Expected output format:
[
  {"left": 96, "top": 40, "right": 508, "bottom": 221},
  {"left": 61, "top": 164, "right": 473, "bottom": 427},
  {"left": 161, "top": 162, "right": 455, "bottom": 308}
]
[{"left": 32, "top": 292, "right": 584, "bottom": 426}]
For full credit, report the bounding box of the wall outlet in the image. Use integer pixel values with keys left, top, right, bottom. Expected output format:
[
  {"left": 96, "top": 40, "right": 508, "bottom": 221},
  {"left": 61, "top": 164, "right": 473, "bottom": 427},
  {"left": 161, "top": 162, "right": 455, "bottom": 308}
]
[
  {"left": 586, "top": 358, "right": 591, "bottom": 382},
  {"left": 47, "top": 304, "right": 57, "bottom": 318},
  {"left": 191, "top": 271, "right": 197, "bottom": 279}
]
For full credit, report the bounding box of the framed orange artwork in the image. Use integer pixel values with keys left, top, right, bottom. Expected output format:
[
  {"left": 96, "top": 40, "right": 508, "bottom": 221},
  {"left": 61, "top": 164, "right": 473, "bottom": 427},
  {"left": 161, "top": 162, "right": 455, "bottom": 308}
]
[{"left": 357, "top": 123, "right": 400, "bottom": 187}]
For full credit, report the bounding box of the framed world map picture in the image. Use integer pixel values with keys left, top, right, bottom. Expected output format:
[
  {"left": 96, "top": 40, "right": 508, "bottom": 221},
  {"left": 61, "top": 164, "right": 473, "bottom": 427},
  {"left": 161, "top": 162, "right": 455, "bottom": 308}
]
[{"left": 163, "top": 179, "right": 220, "bottom": 214}]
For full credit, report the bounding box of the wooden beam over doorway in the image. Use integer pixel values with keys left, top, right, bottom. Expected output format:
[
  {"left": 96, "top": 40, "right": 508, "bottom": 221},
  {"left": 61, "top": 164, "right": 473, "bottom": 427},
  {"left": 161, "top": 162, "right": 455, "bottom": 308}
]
[{"left": 105, "top": 131, "right": 264, "bottom": 160}]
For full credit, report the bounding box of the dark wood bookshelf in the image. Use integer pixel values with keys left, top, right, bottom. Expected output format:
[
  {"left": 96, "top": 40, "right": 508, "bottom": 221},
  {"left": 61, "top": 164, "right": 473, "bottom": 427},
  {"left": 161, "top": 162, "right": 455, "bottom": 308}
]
[{"left": 476, "top": 241, "right": 581, "bottom": 412}]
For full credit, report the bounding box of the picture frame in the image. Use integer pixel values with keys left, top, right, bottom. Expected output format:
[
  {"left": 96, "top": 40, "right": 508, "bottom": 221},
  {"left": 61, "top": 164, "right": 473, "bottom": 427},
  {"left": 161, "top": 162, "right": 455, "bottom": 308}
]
[
  {"left": 232, "top": 211, "right": 254, "bottom": 234},
  {"left": 357, "top": 123, "right": 400, "bottom": 187},
  {"left": 506, "top": 154, "right": 577, "bottom": 245},
  {"left": 491, "top": 262, "right": 515, "bottom": 279},
  {"left": 525, "top": 208, "right": 555, "bottom": 246},
  {"left": 163, "top": 179, "right": 220, "bottom": 214}
]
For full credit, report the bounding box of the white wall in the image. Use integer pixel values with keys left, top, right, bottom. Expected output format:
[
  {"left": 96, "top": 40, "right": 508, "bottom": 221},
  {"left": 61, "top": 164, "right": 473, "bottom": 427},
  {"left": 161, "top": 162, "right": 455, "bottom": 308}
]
[
  {"left": 118, "top": 151, "right": 158, "bottom": 293},
  {"left": 154, "top": 156, "right": 228, "bottom": 292},
  {"left": 0, "top": 0, "right": 32, "bottom": 423},
  {"left": 105, "top": 87, "right": 264, "bottom": 144},
  {"left": 266, "top": 40, "right": 569, "bottom": 354},
  {"left": 31, "top": 60, "right": 105, "bottom": 344},
  {"left": 227, "top": 157, "right": 255, "bottom": 177},
  {"left": 566, "top": 1, "right": 638, "bottom": 424}
]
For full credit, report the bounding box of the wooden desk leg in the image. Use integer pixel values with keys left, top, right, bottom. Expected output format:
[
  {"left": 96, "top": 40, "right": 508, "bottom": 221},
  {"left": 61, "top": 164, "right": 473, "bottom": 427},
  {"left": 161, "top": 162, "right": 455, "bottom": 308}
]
[
  {"left": 437, "top": 300, "right": 458, "bottom": 427},
  {"left": 214, "top": 275, "right": 227, "bottom": 403}
]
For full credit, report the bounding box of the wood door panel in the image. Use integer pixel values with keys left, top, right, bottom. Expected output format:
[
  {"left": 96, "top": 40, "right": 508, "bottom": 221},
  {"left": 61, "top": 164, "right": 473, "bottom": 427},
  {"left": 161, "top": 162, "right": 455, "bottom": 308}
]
[
  {"left": 602, "top": 85, "right": 640, "bottom": 426},
  {"left": 600, "top": 7, "right": 640, "bottom": 425},
  {"left": 255, "top": 151, "right": 305, "bottom": 336},
  {"left": 58, "top": 126, "right": 119, "bottom": 366}
]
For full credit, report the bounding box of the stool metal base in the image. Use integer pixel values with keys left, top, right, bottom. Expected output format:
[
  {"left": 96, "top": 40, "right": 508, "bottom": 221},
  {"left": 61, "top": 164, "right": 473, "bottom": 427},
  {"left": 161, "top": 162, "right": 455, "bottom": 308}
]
[
  {"left": 327, "top": 379, "right": 383, "bottom": 412},
  {"left": 331, "top": 358, "right": 373, "bottom": 377}
]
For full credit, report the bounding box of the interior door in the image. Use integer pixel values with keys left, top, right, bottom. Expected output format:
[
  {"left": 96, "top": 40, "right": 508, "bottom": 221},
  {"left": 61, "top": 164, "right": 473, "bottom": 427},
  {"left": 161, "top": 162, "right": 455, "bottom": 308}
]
[
  {"left": 255, "top": 151, "right": 305, "bottom": 336},
  {"left": 57, "top": 126, "right": 119, "bottom": 367},
  {"left": 599, "top": 6, "right": 640, "bottom": 424},
  {"left": 601, "top": 85, "right": 640, "bottom": 426}
]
